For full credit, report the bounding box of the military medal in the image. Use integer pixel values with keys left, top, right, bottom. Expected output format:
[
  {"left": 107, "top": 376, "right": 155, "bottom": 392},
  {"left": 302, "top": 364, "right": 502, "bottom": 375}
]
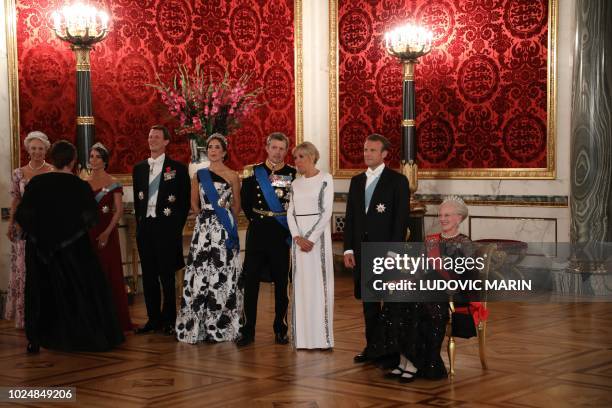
[
  {"left": 275, "top": 188, "right": 284, "bottom": 198},
  {"left": 101, "top": 205, "right": 110, "bottom": 214},
  {"left": 138, "top": 191, "right": 144, "bottom": 200},
  {"left": 168, "top": 194, "right": 176, "bottom": 203},
  {"left": 376, "top": 203, "right": 386, "bottom": 213},
  {"left": 163, "top": 208, "right": 172, "bottom": 216}
]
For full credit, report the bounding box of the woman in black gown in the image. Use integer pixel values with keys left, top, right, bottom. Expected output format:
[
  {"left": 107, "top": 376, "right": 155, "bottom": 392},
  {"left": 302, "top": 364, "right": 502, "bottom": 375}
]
[
  {"left": 371, "top": 196, "right": 475, "bottom": 382},
  {"left": 15, "top": 140, "right": 124, "bottom": 353}
]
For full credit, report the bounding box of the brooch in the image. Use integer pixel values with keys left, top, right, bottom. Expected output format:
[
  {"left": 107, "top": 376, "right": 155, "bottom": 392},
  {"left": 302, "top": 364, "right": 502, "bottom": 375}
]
[
  {"left": 101, "top": 205, "right": 110, "bottom": 214},
  {"left": 163, "top": 207, "right": 172, "bottom": 216},
  {"left": 376, "top": 203, "right": 386, "bottom": 213},
  {"left": 138, "top": 191, "right": 144, "bottom": 200},
  {"left": 168, "top": 194, "right": 176, "bottom": 203}
]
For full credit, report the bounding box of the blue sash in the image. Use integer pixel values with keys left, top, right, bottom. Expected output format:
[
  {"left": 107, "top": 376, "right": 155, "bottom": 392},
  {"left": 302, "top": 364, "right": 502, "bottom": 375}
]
[
  {"left": 148, "top": 171, "right": 162, "bottom": 198},
  {"left": 95, "top": 182, "right": 122, "bottom": 203},
  {"left": 254, "top": 166, "right": 291, "bottom": 245},
  {"left": 198, "top": 169, "right": 239, "bottom": 251}
]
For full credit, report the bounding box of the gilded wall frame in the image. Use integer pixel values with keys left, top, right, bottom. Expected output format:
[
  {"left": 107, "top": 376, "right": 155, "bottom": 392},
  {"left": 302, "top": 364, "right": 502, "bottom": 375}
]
[
  {"left": 329, "top": 0, "right": 557, "bottom": 179},
  {"left": 6, "top": 0, "right": 304, "bottom": 185}
]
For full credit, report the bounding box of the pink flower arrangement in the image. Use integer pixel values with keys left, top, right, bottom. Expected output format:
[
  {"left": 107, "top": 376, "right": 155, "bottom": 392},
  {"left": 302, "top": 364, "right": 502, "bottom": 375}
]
[{"left": 149, "top": 64, "right": 262, "bottom": 145}]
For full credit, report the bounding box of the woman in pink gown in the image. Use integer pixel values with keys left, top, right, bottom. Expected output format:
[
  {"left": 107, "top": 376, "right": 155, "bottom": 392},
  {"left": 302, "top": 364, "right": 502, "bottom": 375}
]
[
  {"left": 87, "top": 143, "right": 132, "bottom": 332},
  {"left": 4, "top": 131, "right": 53, "bottom": 328}
]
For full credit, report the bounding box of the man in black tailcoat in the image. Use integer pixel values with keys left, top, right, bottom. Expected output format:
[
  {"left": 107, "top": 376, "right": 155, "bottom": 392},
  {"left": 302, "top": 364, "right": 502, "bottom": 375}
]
[
  {"left": 132, "top": 125, "right": 190, "bottom": 335},
  {"left": 343, "top": 133, "right": 410, "bottom": 362}
]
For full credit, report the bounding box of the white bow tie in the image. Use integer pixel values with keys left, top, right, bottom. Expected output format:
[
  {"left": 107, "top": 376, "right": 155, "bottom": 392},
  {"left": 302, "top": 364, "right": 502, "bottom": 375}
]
[
  {"left": 366, "top": 169, "right": 376, "bottom": 177},
  {"left": 148, "top": 157, "right": 158, "bottom": 166}
]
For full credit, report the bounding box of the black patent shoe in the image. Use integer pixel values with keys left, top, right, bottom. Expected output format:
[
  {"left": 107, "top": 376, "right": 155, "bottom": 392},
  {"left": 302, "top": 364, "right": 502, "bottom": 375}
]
[
  {"left": 27, "top": 342, "right": 40, "bottom": 354},
  {"left": 274, "top": 333, "right": 289, "bottom": 345},
  {"left": 135, "top": 322, "right": 158, "bottom": 335},
  {"left": 353, "top": 348, "right": 370, "bottom": 363},
  {"left": 236, "top": 335, "right": 254, "bottom": 347},
  {"left": 384, "top": 366, "right": 405, "bottom": 379},
  {"left": 399, "top": 371, "right": 417, "bottom": 383}
]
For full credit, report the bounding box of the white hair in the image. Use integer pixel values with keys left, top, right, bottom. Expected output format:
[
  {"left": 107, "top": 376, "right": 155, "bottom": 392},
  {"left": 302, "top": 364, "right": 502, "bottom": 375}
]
[
  {"left": 440, "top": 195, "right": 468, "bottom": 221},
  {"left": 24, "top": 131, "right": 51, "bottom": 150}
]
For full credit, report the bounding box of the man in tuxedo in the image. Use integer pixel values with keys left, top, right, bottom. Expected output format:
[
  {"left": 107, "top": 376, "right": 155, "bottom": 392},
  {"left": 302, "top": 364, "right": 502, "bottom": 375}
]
[
  {"left": 343, "top": 133, "right": 410, "bottom": 363},
  {"left": 132, "top": 125, "right": 190, "bottom": 335},
  {"left": 237, "top": 132, "right": 296, "bottom": 346}
]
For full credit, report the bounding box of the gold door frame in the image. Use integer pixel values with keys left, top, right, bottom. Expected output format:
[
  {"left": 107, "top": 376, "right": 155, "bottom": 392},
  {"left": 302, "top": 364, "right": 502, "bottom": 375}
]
[
  {"left": 329, "top": 0, "right": 557, "bottom": 179},
  {"left": 5, "top": 0, "right": 304, "bottom": 185}
]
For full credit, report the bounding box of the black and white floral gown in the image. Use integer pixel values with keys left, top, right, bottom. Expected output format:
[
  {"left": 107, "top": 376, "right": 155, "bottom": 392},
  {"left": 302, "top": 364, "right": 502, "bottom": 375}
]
[{"left": 176, "top": 171, "right": 243, "bottom": 343}]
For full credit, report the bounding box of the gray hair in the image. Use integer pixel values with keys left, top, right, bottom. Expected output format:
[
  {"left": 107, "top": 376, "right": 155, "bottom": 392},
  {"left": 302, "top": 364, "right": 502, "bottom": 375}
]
[
  {"left": 24, "top": 131, "right": 51, "bottom": 150},
  {"left": 440, "top": 195, "right": 468, "bottom": 221}
]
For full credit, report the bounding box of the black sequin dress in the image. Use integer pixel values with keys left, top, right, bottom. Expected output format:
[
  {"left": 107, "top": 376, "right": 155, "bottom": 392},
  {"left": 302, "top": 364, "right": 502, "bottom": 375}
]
[{"left": 370, "top": 233, "right": 475, "bottom": 380}]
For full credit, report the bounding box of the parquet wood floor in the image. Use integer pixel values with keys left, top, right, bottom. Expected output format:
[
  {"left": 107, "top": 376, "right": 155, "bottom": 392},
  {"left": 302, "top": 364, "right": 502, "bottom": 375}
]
[{"left": 1, "top": 274, "right": 611, "bottom": 407}]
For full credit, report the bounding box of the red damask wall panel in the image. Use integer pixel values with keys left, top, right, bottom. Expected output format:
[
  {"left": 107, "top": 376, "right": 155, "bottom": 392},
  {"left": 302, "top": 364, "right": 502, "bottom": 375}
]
[
  {"left": 337, "top": 0, "right": 549, "bottom": 172},
  {"left": 16, "top": 0, "right": 296, "bottom": 173}
]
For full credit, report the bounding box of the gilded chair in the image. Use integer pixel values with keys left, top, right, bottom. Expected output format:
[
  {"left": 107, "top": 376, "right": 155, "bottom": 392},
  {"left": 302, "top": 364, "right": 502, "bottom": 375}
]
[{"left": 447, "top": 243, "right": 505, "bottom": 377}]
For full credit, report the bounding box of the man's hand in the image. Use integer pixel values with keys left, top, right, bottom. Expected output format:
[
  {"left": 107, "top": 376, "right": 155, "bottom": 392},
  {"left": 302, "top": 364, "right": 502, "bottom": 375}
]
[{"left": 344, "top": 253, "right": 356, "bottom": 268}]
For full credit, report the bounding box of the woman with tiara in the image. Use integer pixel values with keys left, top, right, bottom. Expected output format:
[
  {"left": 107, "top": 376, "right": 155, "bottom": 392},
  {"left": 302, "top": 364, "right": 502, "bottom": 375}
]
[
  {"left": 373, "top": 196, "right": 476, "bottom": 383},
  {"left": 4, "top": 131, "right": 53, "bottom": 329},
  {"left": 175, "top": 134, "right": 244, "bottom": 344},
  {"left": 87, "top": 143, "right": 132, "bottom": 332}
]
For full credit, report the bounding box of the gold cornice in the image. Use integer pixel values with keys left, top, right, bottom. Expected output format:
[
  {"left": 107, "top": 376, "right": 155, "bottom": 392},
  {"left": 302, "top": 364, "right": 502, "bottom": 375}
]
[
  {"left": 294, "top": 0, "right": 303, "bottom": 145},
  {"left": 329, "top": 0, "right": 558, "bottom": 180},
  {"left": 329, "top": 0, "right": 339, "bottom": 178},
  {"left": 6, "top": 0, "right": 20, "bottom": 170}
]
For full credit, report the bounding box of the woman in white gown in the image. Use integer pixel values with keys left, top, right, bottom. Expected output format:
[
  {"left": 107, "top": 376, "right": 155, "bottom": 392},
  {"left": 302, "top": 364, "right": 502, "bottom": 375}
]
[{"left": 287, "top": 142, "right": 334, "bottom": 349}]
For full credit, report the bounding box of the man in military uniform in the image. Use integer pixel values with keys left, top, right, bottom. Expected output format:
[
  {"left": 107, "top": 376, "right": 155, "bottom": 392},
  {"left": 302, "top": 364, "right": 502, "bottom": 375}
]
[{"left": 238, "top": 132, "right": 296, "bottom": 346}]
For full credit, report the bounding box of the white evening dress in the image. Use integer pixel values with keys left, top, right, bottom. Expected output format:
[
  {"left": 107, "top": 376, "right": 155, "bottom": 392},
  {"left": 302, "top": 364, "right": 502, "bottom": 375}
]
[{"left": 287, "top": 171, "right": 335, "bottom": 349}]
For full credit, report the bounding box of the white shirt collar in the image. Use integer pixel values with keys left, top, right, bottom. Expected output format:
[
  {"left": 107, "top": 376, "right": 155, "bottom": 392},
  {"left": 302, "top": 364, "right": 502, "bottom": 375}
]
[
  {"left": 366, "top": 163, "right": 385, "bottom": 177},
  {"left": 148, "top": 153, "right": 165, "bottom": 166}
]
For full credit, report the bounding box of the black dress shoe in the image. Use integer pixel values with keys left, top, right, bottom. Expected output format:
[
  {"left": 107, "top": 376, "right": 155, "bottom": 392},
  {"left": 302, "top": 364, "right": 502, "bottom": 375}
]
[
  {"left": 353, "top": 350, "right": 370, "bottom": 363},
  {"left": 26, "top": 342, "right": 40, "bottom": 354},
  {"left": 236, "top": 335, "right": 254, "bottom": 347},
  {"left": 163, "top": 325, "right": 176, "bottom": 336},
  {"left": 399, "top": 371, "right": 417, "bottom": 383},
  {"left": 135, "top": 322, "right": 158, "bottom": 335},
  {"left": 274, "top": 333, "right": 289, "bottom": 345}
]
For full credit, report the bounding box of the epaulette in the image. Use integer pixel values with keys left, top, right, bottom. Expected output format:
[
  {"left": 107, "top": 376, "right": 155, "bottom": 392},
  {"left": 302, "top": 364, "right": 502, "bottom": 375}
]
[{"left": 241, "top": 162, "right": 261, "bottom": 178}]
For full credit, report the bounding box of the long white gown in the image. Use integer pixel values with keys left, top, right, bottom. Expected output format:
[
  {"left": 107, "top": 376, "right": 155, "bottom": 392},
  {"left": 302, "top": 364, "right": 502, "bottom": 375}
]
[{"left": 287, "top": 171, "right": 335, "bottom": 349}]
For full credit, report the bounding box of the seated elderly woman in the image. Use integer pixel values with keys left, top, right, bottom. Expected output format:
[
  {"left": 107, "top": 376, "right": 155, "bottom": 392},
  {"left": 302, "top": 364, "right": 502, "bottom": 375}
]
[{"left": 371, "top": 195, "right": 474, "bottom": 383}]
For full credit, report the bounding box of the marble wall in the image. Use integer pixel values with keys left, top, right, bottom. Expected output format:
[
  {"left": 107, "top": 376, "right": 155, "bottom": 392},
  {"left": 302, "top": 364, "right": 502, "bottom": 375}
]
[
  {"left": 0, "top": 0, "right": 575, "bottom": 289},
  {"left": 0, "top": 3, "right": 13, "bottom": 289}
]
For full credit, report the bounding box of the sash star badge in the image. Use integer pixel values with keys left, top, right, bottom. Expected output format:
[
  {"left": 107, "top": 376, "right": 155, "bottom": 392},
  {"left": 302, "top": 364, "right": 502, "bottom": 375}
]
[
  {"left": 376, "top": 203, "right": 386, "bottom": 213},
  {"left": 163, "top": 207, "right": 172, "bottom": 216},
  {"left": 138, "top": 191, "right": 144, "bottom": 200},
  {"left": 101, "top": 205, "right": 110, "bottom": 214},
  {"left": 168, "top": 194, "right": 176, "bottom": 203}
]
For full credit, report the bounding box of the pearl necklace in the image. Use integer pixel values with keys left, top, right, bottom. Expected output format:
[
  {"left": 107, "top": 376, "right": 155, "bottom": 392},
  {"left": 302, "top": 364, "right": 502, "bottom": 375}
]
[
  {"left": 441, "top": 231, "right": 460, "bottom": 239},
  {"left": 28, "top": 160, "right": 46, "bottom": 171}
]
